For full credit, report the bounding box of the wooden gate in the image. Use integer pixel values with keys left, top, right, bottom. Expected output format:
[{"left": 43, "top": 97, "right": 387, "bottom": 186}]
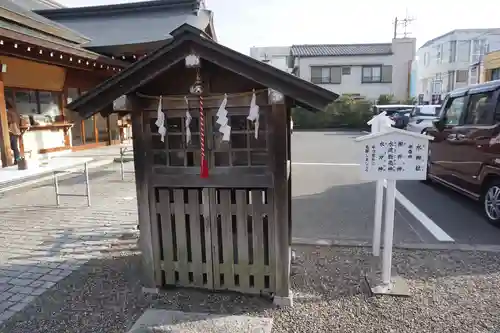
[{"left": 145, "top": 98, "right": 276, "bottom": 295}]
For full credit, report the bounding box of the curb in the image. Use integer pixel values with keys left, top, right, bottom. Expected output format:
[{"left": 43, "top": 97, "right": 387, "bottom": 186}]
[
  {"left": 291, "top": 237, "right": 500, "bottom": 253},
  {"left": 0, "top": 158, "right": 115, "bottom": 194}
]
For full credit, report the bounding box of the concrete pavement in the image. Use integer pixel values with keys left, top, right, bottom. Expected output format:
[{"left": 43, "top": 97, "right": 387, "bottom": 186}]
[
  {"left": 291, "top": 130, "right": 500, "bottom": 247},
  {"left": 0, "top": 163, "right": 137, "bottom": 324}
]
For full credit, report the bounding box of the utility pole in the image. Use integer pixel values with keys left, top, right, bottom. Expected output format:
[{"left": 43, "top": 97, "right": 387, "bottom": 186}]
[{"left": 393, "top": 17, "right": 398, "bottom": 39}]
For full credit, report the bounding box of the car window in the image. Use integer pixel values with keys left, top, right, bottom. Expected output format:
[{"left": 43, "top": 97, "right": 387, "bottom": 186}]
[
  {"left": 443, "top": 96, "right": 465, "bottom": 126},
  {"left": 465, "top": 91, "right": 495, "bottom": 125}
]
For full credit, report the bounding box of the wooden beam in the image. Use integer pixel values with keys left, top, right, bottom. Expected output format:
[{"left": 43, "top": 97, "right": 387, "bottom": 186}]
[
  {"left": 0, "top": 73, "right": 13, "bottom": 167},
  {"left": 269, "top": 90, "right": 292, "bottom": 305},
  {"left": 129, "top": 95, "right": 158, "bottom": 289}
]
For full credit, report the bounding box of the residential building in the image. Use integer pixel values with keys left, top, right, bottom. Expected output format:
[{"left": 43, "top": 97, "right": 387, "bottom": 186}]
[
  {"left": 249, "top": 46, "right": 291, "bottom": 73},
  {"left": 287, "top": 38, "right": 416, "bottom": 101},
  {"left": 416, "top": 29, "right": 500, "bottom": 102},
  {"left": 482, "top": 50, "right": 500, "bottom": 82},
  {"left": 0, "top": 0, "right": 215, "bottom": 167}
]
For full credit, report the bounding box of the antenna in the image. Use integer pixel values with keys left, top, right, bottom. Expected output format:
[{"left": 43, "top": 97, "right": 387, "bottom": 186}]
[{"left": 393, "top": 9, "right": 415, "bottom": 38}]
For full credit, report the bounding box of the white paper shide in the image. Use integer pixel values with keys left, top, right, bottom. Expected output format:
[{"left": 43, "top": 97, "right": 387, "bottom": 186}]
[
  {"left": 216, "top": 94, "right": 231, "bottom": 141},
  {"left": 184, "top": 96, "right": 192, "bottom": 144},
  {"left": 155, "top": 96, "right": 166, "bottom": 142},
  {"left": 247, "top": 91, "right": 260, "bottom": 139}
]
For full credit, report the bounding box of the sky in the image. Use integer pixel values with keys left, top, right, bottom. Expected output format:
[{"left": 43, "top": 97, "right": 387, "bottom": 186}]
[{"left": 57, "top": 0, "right": 499, "bottom": 55}]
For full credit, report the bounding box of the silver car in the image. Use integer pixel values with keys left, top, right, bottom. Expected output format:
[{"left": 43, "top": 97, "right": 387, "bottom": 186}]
[{"left": 405, "top": 105, "right": 441, "bottom": 133}]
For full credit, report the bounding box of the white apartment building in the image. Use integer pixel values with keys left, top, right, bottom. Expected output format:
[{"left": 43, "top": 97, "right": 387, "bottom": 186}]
[
  {"left": 416, "top": 29, "right": 500, "bottom": 101},
  {"left": 249, "top": 46, "right": 291, "bottom": 73},
  {"left": 287, "top": 39, "right": 416, "bottom": 101}
]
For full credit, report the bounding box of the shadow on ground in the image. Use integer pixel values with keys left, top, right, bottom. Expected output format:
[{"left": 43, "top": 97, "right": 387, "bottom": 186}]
[{"left": 292, "top": 182, "right": 427, "bottom": 244}]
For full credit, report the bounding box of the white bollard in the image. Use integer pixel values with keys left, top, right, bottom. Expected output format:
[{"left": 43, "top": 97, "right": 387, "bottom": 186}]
[
  {"left": 381, "top": 179, "right": 397, "bottom": 286},
  {"left": 372, "top": 180, "right": 384, "bottom": 256}
]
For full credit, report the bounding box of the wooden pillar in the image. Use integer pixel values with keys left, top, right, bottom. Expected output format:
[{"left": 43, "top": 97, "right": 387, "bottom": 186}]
[
  {"left": 0, "top": 73, "right": 13, "bottom": 167},
  {"left": 269, "top": 90, "right": 292, "bottom": 306},
  {"left": 106, "top": 115, "right": 112, "bottom": 145},
  {"left": 59, "top": 91, "right": 71, "bottom": 148},
  {"left": 129, "top": 95, "right": 159, "bottom": 291}
]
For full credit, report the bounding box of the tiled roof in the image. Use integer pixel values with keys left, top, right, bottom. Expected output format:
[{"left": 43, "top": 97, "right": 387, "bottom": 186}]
[
  {"left": 2, "top": 0, "right": 89, "bottom": 44},
  {"left": 14, "top": 0, "right": 64, "bottom": 10},
  {"left": 35, "top": 0, "right": 210, "bottom": 48},
  {"left": 290, "top": 43, "right": 392, "bottom": 57}
]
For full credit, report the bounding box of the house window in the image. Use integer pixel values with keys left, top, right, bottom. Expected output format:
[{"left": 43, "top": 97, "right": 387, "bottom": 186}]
[
  {"left": 492, "top": 68, "right": 500, "bottom": 81},
  {"left": 310, "top": 66, "right": 341, "bottom": 84},
  {"left": 449, "top": 41, "right": 457, "bottom": 63},
  {"left": 457, "top": 40, "right": 471, "bottom": 62},
  {"left": 456, "top": 70, "right": 469, "bottom": 83},
  {"left": 362, "top": 66, "right": 381, "bottom": 83},
  {"left": 4, "top": 88, "right": 61, "bottom": 124},
  {"left": 435, "top": 44, "right": 443, "bottom": 64},
  {"left": 472, "top": 39, "right": 481, "bottom": 63},
  {"left": 362, "top": 65, "right": 392, "bottom": 83},
  {"left": 423, "top": 52, "right": 429, "bottom": 66},
  {"left": 342, "top": 67, "right": 351, "bottom": 75}
]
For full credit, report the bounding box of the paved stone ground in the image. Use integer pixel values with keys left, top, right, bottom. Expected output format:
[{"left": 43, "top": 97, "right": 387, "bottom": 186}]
[{"left": 0, "top": 163, "right": 137, "bottom": 325}]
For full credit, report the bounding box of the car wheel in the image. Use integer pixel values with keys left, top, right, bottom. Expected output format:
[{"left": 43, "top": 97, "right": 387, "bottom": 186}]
[{"left": 482, "top": 180, "right": 500, "bottom": 226}]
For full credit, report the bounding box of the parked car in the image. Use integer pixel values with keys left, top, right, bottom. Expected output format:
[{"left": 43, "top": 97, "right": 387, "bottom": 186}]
[
  {"left": 372, "top": 104, "right": 414, "bottom": 116},
  {"left": 391, "top": 109, "right": 413, "bottom": 129},
  {"left": 406, "top": 105, "right": 442, "bottom": 133},
  {"left": 423, "top": 79, "right": 500, "bottom": 225}
]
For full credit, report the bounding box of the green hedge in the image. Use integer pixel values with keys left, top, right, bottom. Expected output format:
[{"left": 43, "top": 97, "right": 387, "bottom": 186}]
[
  {"left": 292, "top": 94, "right": 416, "bottom": 130},
  {"left": 292, "top": 96, "right": 373, "bottom": 129}
]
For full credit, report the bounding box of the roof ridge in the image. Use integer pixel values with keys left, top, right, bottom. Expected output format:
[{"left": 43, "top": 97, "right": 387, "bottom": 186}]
[
  {"left": 292, "top": 42, "right": 392, "bottom": 47},
  {"left": 291, "top": 43, "right": 393, "bottom": 57},
  {"left": 35, "top": 0, "right": 201, "bottom": 18},
  {"left": 1, "top": 1, "right": 90, "bottom": 44}
]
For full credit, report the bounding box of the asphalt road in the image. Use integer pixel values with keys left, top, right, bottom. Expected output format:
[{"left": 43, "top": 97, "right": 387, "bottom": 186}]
[{"left": 290, "top": 130, "right": 500, "bottom": 246}]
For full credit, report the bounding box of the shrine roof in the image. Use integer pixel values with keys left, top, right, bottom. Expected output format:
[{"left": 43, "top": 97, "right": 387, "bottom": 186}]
[
  {"left": 66, "top": 24, "right": 339, "bottom": 119},
  {"left": 35, "top": 0, "right": 215, "bottom": 49},
  {"left": 2, "top": 0, "right": 90, "bottom": 44}
]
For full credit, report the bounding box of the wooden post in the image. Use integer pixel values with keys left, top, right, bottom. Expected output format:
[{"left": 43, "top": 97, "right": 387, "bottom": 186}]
[
  {"left": 59, "top": 91, "right": 71, "bottom": 148},
  {"left": 129, "top": 95, "right": 159, "bottom": 292},
  {"left": 269, "top": 90, "right": 292, "bottom": 306},
  {"left": 106, "top": 115, "right": 112, "bottom": 145},
  {"left": 0, "top": 73, "right": 13, "bottom": 167}
]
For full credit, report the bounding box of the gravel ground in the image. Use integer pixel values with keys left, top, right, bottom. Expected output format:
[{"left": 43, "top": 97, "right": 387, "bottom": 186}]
[{"left": 2, "top": 244, "right": 500, "bottom": 333}]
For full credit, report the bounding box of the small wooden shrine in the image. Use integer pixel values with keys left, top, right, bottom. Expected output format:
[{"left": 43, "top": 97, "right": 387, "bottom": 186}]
[{"left": 67, "top": 24, "right": 338, "bottom": 306}]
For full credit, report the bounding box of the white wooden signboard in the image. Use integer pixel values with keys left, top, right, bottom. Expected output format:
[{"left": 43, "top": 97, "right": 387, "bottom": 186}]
[
  {"left": 357, "top": 128, "right": 430, "bottom": 181},
  {"left": 356, "top": 127, "right": 433, "bottom": 295}
]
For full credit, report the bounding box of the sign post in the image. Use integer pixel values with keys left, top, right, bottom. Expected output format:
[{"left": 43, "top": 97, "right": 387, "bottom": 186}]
[
  {"left": 366, "top": 112, "right": 394, "bottom": 257},
  {"left": 355, "top": 127, "right": 432, "bottom": 295}
]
